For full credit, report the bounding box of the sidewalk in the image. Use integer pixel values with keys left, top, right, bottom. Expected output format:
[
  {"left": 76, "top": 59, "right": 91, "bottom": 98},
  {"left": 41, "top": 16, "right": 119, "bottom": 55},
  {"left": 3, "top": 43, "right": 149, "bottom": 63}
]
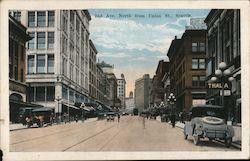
[{"left": 10, "top": 117, "right": 98, "bottom": 131}]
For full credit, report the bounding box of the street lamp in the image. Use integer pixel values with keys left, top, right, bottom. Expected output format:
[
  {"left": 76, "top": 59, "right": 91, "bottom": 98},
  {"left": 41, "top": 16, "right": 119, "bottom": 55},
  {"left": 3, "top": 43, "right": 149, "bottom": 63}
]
[
  {"left": 67, "top": 82, "right": 71, "bottom": 123},
  {"left": 55, "top": 96, "right": 62, "bottom": 123},
  {"left": 167, "top": 93, "right": 176, "bottom": 114},
  {"left": 210, "top": 62, "right": 234, "bottom": 122}
]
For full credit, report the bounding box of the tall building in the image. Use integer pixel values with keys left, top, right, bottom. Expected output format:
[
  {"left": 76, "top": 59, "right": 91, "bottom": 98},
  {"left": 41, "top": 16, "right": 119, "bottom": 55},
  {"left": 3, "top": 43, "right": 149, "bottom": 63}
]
[
  {"left": 89, "top": 40, "right": 97, "bottom": 101},
  {"left": 125, "top": 91, "right": 135, "bottom": 113},
  {"left": 150, "top": 60, "right": 170, "bottom": 107},
  {"left": 117, "top": 74, "right": 126, "bottom": 110},
  {"left": 167, "top": 29, "right": 207, "bottom": 113},
  {"left": 205, "top": 9, "right": 241, "bottom": 123},
  {"left": 10, "top": 10, "right": 92, "bottom": 117},
  {"left": 135, "top": 74, "right": 152, "bottom": 113},
  {"left": 9, "top": 15, "right": 33, "bottom": 123},
  {"left": 97, "top": 61, "right": 120, "bottom": 109}
]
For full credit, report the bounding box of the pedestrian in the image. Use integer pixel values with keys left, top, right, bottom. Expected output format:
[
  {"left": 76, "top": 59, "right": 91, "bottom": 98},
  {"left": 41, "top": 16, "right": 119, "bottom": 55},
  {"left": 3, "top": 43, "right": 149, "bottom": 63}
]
[
  {"left": 117, "top": 113, "right": 120, "bottom": 122},
  {"left": 142, "top": 115, "right": 146, "bottom": 129},
  {"left": 75, "top": 115, "right": 78, "bottom": 123},
  {"left": 170, "top": 114, "right": 176, "bottom": 128},
  {"left": 63, "top": 113, "right": 67, "bottom": 124}
]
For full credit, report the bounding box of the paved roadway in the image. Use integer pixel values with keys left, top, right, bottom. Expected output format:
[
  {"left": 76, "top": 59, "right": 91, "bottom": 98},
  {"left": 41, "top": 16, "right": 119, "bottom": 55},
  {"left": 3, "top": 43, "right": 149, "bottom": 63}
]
[{"left": 10, "top": 116, "right": 239, "bottom": 152}]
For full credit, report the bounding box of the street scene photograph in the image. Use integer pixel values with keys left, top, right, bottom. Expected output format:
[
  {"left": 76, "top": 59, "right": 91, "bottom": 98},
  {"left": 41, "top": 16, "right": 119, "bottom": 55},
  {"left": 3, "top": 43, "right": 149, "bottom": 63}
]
[{"left": 7, "top": 8, "right": 243, "bottom": 154}]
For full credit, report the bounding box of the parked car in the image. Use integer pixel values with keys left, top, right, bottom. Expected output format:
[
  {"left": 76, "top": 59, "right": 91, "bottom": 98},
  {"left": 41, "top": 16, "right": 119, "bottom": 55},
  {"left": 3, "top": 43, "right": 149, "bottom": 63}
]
[
  {"left": 23, "top": 107, "right": 53, "bottom": 128},
  {"left": 183, "top": 105, "right": 234, "bottom": 147},
  {"left": 106, "top": 112, "right": 115, "bottom": 121}
]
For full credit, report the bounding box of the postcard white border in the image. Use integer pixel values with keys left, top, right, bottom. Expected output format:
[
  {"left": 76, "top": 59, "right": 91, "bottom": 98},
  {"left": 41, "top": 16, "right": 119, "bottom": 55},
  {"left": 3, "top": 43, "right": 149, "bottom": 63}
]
[{"left": 1, "top": 0, "right": 249, "bottom": 160}]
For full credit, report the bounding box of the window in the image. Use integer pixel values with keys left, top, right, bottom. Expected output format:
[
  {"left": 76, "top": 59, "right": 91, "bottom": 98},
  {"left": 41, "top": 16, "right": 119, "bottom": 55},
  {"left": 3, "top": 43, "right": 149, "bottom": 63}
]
[
  {"left": 37, "top": 32, "right": 45, "bottom": 49},
  {"left": 37, "top": 55, "right": 45, "bottom": 73},
  {"left": 199, "top": 76, "right": 206, "bottom": 87},
  {"left": 48, "top": 32, "right": 54, "bottom": 49},
  {"left": 192, "top": 76, "right": 199, "bottom": 86},
  {"left": 28, "top": 11, "right": 35, "bottom": 27},
  {"left": 62, "top": 57, "right": 67, "bottom": 76},
  {"left": 192, "top": 43, "right": 198, "bottom": 52},
  {"left": 199, "top": 43, "right": 205, "bottom": 52},
  {"left": 28, "top": 32, "right": 35, "bottom": 49},
  {"left": 70, "top": 90, "right": 74, "bottom": 102},
  {"left": 192, "top": 59, "right": 198, "bottom": 69},
  {"left": 28, "top": 55, "right": 34, "bottom": 73},
  {"left": 62, "top": 86, "right": 68, "bottom": 99},
  {"left": 199, "top": 59, "right": 205, "bottom": 69},
  {"left": 192, "top": 76, "right": 206, "bottom": 87},
  {"left": 192, "top": 58, "right": 205, "bottom": 69},
  {"left": 14, "top": 11, "right": 21, "bottom": 22},
  {"left": 48, "top": 11, "right": 54, "bottom": 27},
  {"left": 37, "top": 11, "right": 46, "bottom": 27},
  {"left": 47, "top": 55, "right": 54, "bottom": 73},
  {"left": 47, "top": 86, "right": 55, "bottom": 101},
  {"left": 36, "top": 87, "right": 45, "bottom": 101}
]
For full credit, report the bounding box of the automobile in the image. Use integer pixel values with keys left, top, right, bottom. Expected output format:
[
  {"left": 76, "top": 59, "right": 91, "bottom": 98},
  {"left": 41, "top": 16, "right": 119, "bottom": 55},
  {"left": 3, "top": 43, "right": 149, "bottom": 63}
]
[
  {"left": 106, "top": 112, "right": 115, "bottom": 121},
  {"left": 183, "top": 105, "right": 234, "bottom": 147},
  {"left": 22, "top": 107, "right": 53, "bottom": 128}
]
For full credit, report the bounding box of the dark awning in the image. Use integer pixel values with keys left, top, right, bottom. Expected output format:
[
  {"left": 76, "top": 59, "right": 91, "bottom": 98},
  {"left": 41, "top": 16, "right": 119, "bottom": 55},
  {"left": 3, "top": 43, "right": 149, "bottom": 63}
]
[
  {"left": 9, "top": 99, "right": 43, "bottom": 108},
  {"left": 33, "top": 107, "right": 53, "bottom": 112}
]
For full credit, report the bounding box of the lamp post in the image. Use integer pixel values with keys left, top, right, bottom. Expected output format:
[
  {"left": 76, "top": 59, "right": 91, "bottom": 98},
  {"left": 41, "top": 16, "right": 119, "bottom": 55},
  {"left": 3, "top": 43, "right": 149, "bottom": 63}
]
[
  {"left": 55, "top": 96, "right": 62, "bottom": 123},
  {"left": 210, "top": 62, "right": 234, "bottom": 123},
  {"left": 67, "top": 82, "right": 71, "bottom": 123},
  {"left": 167, "top": 93, "right": 176, "bottom": 114}
]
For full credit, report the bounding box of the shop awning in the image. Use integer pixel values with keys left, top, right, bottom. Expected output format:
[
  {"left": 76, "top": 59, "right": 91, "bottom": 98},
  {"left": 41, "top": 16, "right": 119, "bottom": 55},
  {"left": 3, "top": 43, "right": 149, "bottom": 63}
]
[
  {"left": 33, "top": 107, "right": 53, "bottom": 112},
  {"left": 9, "top": 99, "right": 43, "bottom": 108}
]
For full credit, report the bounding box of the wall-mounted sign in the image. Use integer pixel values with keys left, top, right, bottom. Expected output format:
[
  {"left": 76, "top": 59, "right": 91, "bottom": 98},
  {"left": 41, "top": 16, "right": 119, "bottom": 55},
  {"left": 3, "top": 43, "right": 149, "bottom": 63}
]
[
  {"left": 207, "top": 83, "right": 230, "bottom": 89},
  {"left": 220, "top": 90, "right": 231, "bottom": 96}
]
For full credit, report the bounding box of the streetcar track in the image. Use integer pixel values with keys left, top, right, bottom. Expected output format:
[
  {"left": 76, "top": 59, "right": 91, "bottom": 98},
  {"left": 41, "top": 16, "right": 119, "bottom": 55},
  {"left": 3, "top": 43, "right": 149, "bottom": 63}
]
[
  {"left": 98, "top": 117, "right": 133, "bottom": 151},
  {"left": 63, "top": 117, "right": 133, "bottom": 151},
  {"left": 62, "top": 124, "right": 116, "bottom": 151},
  {"left": 10, "top": 121, "right": 102, "bottom": 145}
]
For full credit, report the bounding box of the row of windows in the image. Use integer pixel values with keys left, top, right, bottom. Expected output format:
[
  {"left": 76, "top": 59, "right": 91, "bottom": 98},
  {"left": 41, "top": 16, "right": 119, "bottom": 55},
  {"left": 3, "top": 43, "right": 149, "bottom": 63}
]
[
  {"left": 62, "top": 85, "right": 88, "bottom": 102},
  {"left": 29, "top": 86, "right": 55, "bottom": 102},
  {"left": 28, "top": 11, "right": 54, "bottom": 27},
  {"left": 28, "top": 54, "right": 54, "bottom": 74},
  {"left": 28, "top": 32, "right": 54, "bottom": 50}
]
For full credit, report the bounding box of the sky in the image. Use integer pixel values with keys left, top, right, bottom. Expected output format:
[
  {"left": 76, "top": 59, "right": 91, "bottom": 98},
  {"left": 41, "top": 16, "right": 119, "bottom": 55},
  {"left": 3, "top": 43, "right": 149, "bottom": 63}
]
[{"left": 88, "top": 9, "right": 210, "bottom": 97}]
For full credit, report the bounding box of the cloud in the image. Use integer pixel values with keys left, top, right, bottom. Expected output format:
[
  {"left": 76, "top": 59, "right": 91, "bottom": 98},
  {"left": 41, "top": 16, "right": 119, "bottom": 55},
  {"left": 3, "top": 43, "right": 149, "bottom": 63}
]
[
  {"left": 98, "top": 52, "right": 132, "bottom": 58},
  {"left": 90, "top": 17, "right": 185, "bottom": 54}
]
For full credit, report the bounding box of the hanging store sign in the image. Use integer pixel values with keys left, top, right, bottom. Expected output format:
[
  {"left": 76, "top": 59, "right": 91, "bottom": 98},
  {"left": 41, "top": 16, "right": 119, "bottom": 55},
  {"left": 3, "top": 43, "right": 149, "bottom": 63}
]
[{"left": 207, "top": 83, "right": 230, "bottom": 89}]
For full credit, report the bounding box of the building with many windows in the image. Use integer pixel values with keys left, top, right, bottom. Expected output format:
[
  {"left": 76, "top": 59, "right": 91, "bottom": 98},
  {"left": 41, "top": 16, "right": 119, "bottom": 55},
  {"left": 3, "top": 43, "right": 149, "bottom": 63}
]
[
  {"left": 204, "top": 9, "right": 241, "bottom": 123},
  {"left": 167, "top": 29, "right": 207, "bottom": 113},
  {"left": 9, "top": 14, "right": 34, "bottom": 123},
  {"left": 117, "top": 74, "right": 126, "bottom": 110},
  {"left": 134, "top": 74, "right": 152, "bottom": 113},
  {"left": 89, "top": 40, "right": 97, "bottom": 100},
  {"left": 97, "top": 61, "right": 120, "bottom": 109},
  {"left": 150, "top": 60, "right": 169, "bottom": 107},
  {"left": 11, "top": 10, "right": 92, "bottom": 118}
]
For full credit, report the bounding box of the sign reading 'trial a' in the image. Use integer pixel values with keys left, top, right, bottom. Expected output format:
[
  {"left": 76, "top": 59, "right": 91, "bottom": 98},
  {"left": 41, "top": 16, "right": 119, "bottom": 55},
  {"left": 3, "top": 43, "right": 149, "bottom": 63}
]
[{"left": 207, "top": 83, "right": 230, "bottom": 89}]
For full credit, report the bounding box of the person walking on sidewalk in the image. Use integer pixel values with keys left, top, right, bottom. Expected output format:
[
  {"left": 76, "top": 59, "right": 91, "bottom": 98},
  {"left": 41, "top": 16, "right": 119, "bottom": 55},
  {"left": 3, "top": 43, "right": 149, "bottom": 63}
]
[
  {"left": 117, "top": 113, "right": 120, "bottom": 122},
  {"left": 170, "top": 114, "right": 176, "bottom": 128}
]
